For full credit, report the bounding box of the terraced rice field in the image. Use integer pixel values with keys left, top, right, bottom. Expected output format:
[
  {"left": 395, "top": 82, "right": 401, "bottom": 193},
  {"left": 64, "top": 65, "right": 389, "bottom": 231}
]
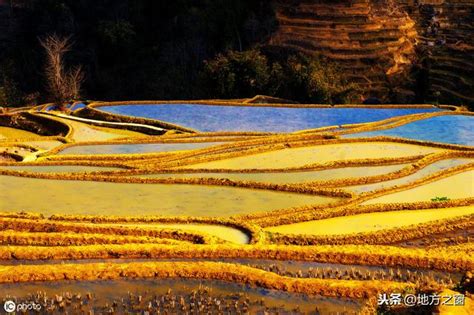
[
  {"left": 109, "top": 223, "right": 250, "bottom": 244},
  {"left": 101, "top": 104, "right": 442, "bottom": 132},
  {"left": 0, "top": 127, "right": 40, "bottom": 139},
  {"left": 0, "top": 278, "right": 363, "bottom": 314},
  {"left": 345, "top": 158, "right": 473, "bottom": 193},
  {"left": 40, "top": 114, "right": 145, "bottom": 141},
  {"left": 135, "top": 163, "right": 408, "bottom": 184},
  {"left": 0, "top": 102, "right": 472, "bottom": 314},
  {"left": 363, "top": 170, "right": 474, "bottom": 204},
  {"left": 184, "top": 142, "right": 441, "bottom": 170},
  {"left": 58, "top": 142, "right": 224, "bottom": 155},
  {"left": 23, "top": 140, "right": 64, "bottom": 151},
  {"left": 0, "top": 165, "right": 121, "bottom": 173},
  {"left": 345, "top": 115, "right": 474, "bottom": 146},
  {"left": 0, "top": 175, "right": 335, "bottom": 216},
  {"left": 266, "top": 206, "right": 474, "bottom": 235}
]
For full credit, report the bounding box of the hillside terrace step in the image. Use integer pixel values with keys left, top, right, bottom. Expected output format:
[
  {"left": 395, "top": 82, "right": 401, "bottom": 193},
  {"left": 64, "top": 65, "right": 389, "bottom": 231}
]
[
  {"left": 278, "top": 13, "right": 372, "bottom": 23},
  {"left": 431, "top": 80, "right": 473, "bottom": 100},
  {"left": 430, "top": 77, "right": 463, "bottom": 92},
  {"left": 430, "top": 49, "right": 474, "bottom": 61},
  {"left": 269, "top": 43, "right": 393, "bottom": 61},
  {"left": 277, "top": 24, "right": 406, "bottom": 36},
  {"left": 277, "top": 13, "right": 413, "bottom": 27},
  {"left": 277, "top": 26, "right": 406, "bottom": 42},
  {"left": 292, "top": 4, "right": 371, "bottom": 15},
  {"left": 430, "top": 69, "right": 474, "bottom": 86},
  {"left": 277, "top": 20, "right": 405, "bottom": 33},
  {"left": 431, "top": 85, "right": 474, "bottom": 103},
  {"left": 430, "top": 64, "right": 474, "bottom": 78},
  {"left": 430, "top": 56, "right": 474, "bottom": 69},
  {"left": 279, "top": 41, "right": 393, "bottom": 57},
  {"left": 276, "top": 30, "right": 406, "bottom": 47},
  {"left": 279, "top": 37, "right": 408, "bottom": 55}
]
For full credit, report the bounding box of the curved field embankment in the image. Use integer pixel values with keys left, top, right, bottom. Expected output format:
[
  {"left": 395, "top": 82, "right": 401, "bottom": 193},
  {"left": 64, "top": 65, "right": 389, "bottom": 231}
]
[
  {"left": 1, "top": 101, "right": 472, "bottom": 310},
  {"left": 0, "top": 243, "right": 471, "bottom": 273},
  {"left": 0, "top": 261, "right": 416, "bottom": 299}
]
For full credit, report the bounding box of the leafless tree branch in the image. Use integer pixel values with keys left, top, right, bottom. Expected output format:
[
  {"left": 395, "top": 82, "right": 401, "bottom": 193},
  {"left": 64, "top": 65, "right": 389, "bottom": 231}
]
[{"left": 39, "top": 34, "right": 84, "bottom": 109}]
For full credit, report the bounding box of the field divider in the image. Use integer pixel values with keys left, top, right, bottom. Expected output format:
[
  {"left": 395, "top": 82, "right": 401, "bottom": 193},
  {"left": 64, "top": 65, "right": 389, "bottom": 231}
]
[
  {"left": 267, "top": 214, "right": 474, "bottom": 246},
  {"left": 241, "top": 162, "right": 474, "bottom": 225},
  {"left": 0, "top": 218, "right": 220, "bottom": 245},
  {"left": 0, "top": 261, "right": 417, "bottom": 299},
  {"left": 337, "top": 110, "right": 474, "bottom": 136},
  {"left": 47, "top": 215, "right": 261, "bottom": 244},
  {"left": 0, "top": 243, "right": 471, "bottom": 272},
  {"left": 0, "top": 168, "right": 355, "bottom": 198},
  {"left": 138, "top": 137, "right": 473, "bottom": 170},
  {"left": 0, "top": 230, "right": 185, "bottom": 246}
]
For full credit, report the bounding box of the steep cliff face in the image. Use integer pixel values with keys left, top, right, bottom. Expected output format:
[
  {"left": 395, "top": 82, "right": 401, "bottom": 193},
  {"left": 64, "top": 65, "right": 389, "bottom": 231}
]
[
  {"left": 399, "top": 0, "right": 474, "bottom": 105},
  {"left": 269, "top": 0, "right": 419, "bottom": 101}
]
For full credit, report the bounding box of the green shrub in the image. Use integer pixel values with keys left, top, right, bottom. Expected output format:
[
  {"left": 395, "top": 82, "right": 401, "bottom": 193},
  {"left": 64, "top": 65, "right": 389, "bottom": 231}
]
[
  {"left": 284, "top": 54, "right": 358, "bottom": 104},
  {"left": 202, "top": 50, "right": 358, "bottom": 103},
  {"left": 202, "top": 49, "right": 276, "bottom": 98}
]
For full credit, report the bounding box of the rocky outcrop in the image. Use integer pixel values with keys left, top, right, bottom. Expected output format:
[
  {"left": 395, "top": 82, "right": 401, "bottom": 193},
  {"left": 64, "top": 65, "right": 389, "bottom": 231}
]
[{"left": 269, "top": 0, "right": 419, "bottom": 101}]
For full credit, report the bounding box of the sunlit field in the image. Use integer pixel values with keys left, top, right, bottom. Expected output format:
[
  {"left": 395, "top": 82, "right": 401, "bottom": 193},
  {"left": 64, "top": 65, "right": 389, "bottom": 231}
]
[
  {"left": 0, "top": 100, "right": 472, "bottom": 314},
  {"left": 1, "top": 0, "right": 474, "bottom": 312}
]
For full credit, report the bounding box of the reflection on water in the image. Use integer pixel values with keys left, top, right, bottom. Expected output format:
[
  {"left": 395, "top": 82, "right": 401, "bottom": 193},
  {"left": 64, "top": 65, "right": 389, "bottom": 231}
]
[
  {"left": 1, "top": 165, "right": 120, "bottom": 173},
  {"left": 59, "top": 142, "right": 224, "bottom": 155},
  {"left": 187, "top": 142, "right": 441, "bottom": 170},
  {"left": 363, "top": 170, "right": 474, "bottom": 204},
  {"left": 107, "top": 222, "right": 250, "bottom": 244},
  {"left": 346, "top": 158, "right": 473, "bottom": 193},
  {"left": 345, "top": 115, "right": 474, "bottom": 146},
  {"left": 0, "top": 175, "right": 336, "bottom": 217},
  {"left": 266, "top": 206, "right": 474, "bottom": 235},
  {"left": 102, "top": 104, "right": 442, "bottom": 132},
  {"left": 135, "top": 164, "right": 408, "bottom": 184}
]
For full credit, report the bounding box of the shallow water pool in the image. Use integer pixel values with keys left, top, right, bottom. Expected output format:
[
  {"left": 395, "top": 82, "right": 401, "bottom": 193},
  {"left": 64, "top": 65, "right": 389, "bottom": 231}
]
[
  {"left": 185, "top": 142, "right": 441, "bottom": 170},
  {"left": 0, "top": 127, "right": 40, "bottom": 139},
  {"left": 345, "top": 158, "right": 473, "bottom": 193},
  {"left": 100, "top": 104, "right": 442, "bottom": 132},
  {"left": 345, "top": 115, "right": 474, "bottom": 146},
  {"left": 362, "top": 170, "right": 474, "bottom": 204},
  {"left": 135, "top": 164, "right": 408, "bottom": 184},
  {"left": 0, "top": 175, "right": 337, "bottom": 217},
  {"left": 1, "top": 165, "right": 121, "bottom": 173},
  {"left": 110, "top": 222, "right": 250, "bottom": 244},
  {"left": 58, "top": 142, "right": 224, "bottom": 155},
  {"left": 266, "top": 206, "right": 474, "bottom": 235}
]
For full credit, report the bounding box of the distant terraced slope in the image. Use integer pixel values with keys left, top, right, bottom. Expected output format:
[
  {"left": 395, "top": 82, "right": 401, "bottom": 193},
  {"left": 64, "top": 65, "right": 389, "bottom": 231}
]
[
  {"left": 269, "top": 0, "right": 473, "bottom": 106},
  {"left": 399, "top": 0, "right": 474, "bottom": 106},
  {"left": 269, "top": 0, "right": 418, "bottom": 100}
]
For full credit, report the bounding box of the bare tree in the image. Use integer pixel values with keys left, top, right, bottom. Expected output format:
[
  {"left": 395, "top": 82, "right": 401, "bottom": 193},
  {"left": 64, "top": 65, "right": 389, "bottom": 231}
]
[
  {"left": 39, "top": 34, "right": 84, "bottom": 109},
  {"left": 67, "top": 65, "right": 85, "bottom": 101}
]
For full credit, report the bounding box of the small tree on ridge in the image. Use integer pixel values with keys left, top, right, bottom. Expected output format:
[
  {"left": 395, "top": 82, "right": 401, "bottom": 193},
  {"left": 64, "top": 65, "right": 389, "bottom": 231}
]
[{"left": 39, "top": 34, "right": 84, "bottom": 109}]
